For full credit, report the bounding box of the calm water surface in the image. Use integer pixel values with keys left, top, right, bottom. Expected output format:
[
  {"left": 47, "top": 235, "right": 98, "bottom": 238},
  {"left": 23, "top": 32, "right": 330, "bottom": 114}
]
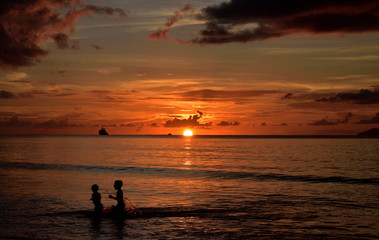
[{"left": 0, "top": 136, "right": 378, "bottom": 239}]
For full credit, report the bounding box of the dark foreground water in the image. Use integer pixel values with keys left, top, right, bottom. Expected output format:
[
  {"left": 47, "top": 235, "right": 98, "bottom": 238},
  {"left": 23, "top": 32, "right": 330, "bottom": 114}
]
[{"left": 0, "top": 136, "right": 378, "bottom": 239}]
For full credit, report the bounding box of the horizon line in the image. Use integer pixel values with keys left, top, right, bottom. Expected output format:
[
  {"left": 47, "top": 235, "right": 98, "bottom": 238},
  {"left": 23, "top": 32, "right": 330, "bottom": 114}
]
[{"left": 1, "top": 134, "right": 378, "bottom": 138}]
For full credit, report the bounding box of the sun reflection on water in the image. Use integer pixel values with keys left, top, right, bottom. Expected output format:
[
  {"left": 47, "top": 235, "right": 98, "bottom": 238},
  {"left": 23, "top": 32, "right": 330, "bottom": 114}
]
[{"left": 183, "top": 138, "right": 192, "bottom": 166}]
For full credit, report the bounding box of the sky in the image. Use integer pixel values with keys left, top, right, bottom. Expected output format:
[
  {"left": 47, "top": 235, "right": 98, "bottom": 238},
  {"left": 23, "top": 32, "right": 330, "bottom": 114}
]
[{"left": 1, "top": 0, "right": 379, "bottom": 135}]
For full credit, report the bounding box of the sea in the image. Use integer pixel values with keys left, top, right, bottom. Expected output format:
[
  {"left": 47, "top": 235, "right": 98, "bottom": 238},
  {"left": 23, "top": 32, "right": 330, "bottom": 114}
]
[{"left": 0, "top": 135, "right": 378, "bottom": 240}]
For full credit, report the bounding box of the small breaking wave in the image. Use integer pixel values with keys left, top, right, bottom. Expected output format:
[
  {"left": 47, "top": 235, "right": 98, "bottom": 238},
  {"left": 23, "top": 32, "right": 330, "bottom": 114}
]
[{"left": 1, "top": 161, "right": 378, "bottom": 185}]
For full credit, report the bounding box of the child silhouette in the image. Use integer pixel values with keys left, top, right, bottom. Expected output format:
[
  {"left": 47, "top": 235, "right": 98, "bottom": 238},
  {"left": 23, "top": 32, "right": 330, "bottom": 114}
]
[
  {"left": 90, "top": 184, "right": 103, "bottom": 215},
  {"left": 109, "top": 180, "right": 126, "bottom": 213}
]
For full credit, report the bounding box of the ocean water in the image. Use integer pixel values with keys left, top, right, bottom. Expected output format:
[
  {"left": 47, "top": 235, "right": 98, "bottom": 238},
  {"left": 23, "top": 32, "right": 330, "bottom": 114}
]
[{"left": 0, "top": 136, "right": 378, "bottom": 240}]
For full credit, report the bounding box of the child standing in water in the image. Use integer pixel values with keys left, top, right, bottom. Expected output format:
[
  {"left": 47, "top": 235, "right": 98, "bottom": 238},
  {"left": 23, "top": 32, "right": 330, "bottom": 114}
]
[
  {"left": 90, "top": 184, "right": 103, "bottom": 215},
  {"left": 109, "top": 180, "right": 126, "bottom": 213}
]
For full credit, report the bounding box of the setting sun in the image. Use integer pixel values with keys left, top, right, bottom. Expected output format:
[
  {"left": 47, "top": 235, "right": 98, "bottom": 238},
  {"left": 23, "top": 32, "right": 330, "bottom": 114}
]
[{"left": 183, "top": 130, "right": 193, "bottom": 136}]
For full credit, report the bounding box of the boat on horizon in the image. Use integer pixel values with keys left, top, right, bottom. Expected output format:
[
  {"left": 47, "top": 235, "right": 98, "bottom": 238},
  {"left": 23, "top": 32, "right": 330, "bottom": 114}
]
[{"left": 98, "top": 127, "right": 109, "bottom": 135}]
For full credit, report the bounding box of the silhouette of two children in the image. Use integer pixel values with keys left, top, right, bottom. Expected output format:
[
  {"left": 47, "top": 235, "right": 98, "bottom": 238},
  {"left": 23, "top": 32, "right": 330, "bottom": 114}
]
[{"left": 90, "top": 180, "right": 125, "bottom": 215}]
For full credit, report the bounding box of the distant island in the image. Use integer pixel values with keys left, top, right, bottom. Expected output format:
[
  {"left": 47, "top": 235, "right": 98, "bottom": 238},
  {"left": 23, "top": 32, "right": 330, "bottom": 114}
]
[
  {"left": 358, "top": 128, "right": 379, "bottom": 137},
  {"left": 98, "top": 128, "right": 109, "bottom": 135}
]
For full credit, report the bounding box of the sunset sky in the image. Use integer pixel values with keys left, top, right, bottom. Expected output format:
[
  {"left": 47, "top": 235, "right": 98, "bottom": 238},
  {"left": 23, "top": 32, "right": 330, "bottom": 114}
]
[{"left": 1, "top": 0, "right": 379, "bottom": 135}]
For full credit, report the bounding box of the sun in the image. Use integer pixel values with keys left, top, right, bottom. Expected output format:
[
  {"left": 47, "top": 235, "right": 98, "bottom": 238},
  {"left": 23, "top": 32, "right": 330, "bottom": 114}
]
[{"left": 183, "top": 129, "right": 193, "bottom": 137}]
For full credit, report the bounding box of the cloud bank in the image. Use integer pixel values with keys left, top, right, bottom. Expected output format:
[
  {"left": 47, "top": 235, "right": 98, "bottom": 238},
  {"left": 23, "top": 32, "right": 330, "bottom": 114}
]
[
  {"left": 164, "top": 111, "right": 212, "bottom": 128},
  {"left": 0, "top": 0, "right": 126, "bottom": 69},
  {"left": 308, "top": 112, "right": 353, "bottom": 126},
  {"left": 316, "top": 89, "right": 379, "bottom": 104},
  {"left": 217, "top": 121, "right": 240, "bottom": 126},
  {"left": 187, "top": 0, "right": 379, "bottom": 44},
  {"left": 356, "top": 113, "right": 379, "bottom": 124},
  {"left": 1, "top": 116, "right": 80, "bottom": 128},
  {"left": 177, "top": 89, "right": 281, "bottom": 103},
  {"left": 0, "top": 90, "right": 16, "bottom": 99}
]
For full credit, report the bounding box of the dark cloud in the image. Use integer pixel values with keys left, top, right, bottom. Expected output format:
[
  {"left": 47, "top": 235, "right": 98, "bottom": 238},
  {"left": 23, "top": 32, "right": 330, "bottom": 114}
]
[
  {"left": 316, "top": 89, "right": 379, "bottom": 104},
  {"left": 1, "top": 116, "right": 80, "bottom": 128},
  {"left": 340, "top": 112, "right": 353, "bottom": 124},
  {"left": 34, "top": 118, "right": 81, "bottom": 128},
  {"left": 0, "top": 89, "right": 41, "bottom": 99},
  {"left": 308, "top": 119, "right": 338, "bottom": 126},
  {"left": 52, "top": 33, "right": 70, "bottom": 49},
  {"left": 282, "top": 93, "right": 293, "bottom": 99},
  {"left": 53, "top": 92, "right": 76, "bottom": 97},
  {"left": 0, "top": 111, "right": 18, "bottom": 117},
  {"left": 149, "top": 4, "right": 193, "bottom": 41},
  {"left": 217, "top": 121, "right": 240, "bottom": 126},
  {"left": 261, "top": 122, "right": 267, "bottom": 126},
  {"left": 101, "top": 123, "right": 117, "bottom": 127},
  {"left": 288, "top": 92, "right": 337, "bottom": 101},
  {"left": 8, "top": 80, "right": 32, "bottom": 84},
  {"left": 89, "top": 90, "right": 111, "bottom": 95},
  {"left": 88, "top": 90, "right": 136, "bottom": 101},
  {"left": 46, "top": 88, "right": 76, "bottom": 97},
  {"left": 179, "top": 89, "right": 281, "bottom": 101},
  {"left": 83, "top": 4, "right": 127, "bottom": 17},
  {"left": 274, "top": 123, "right": 288, "bottom": 126},
  {"left": 184, "top": 0, "right": 379, "bottom": 44},
  {"left": 176, "top": 89, "right": 282, "bottom": 105},
  {"left": 0, "top": 90, "right": 16, "bottom": 99},
  {"left": 120, "top": 123, "right": 137, "bottom": 127},
  {"left": 0, "top": 116, "right": 33, "bottom": 127},
  {"left": 0, "top": 0, "right": 127, "bottom": 69},
  {"left": 18, "top": 90, "right": 47, "bottom": 98},
  {"left": 51, "top": 33, "right": 79, "bottom": 49},
  {"left": 356, "top": 113, "right": 379, "bottom": 124},
  {"left": 309, "top": 112, "right": 353, "bottom": 126},
  {"left": 164, "top": 111, "right": 212, "bottom": 128},
  {"left": 0, "top": 89, "right": 76, "bottom": 99},
  {"left": 17, "top": 92, "right": 35, "bottom": 98},
  {"left": 95, "top": 123, "right": 118, "bottom": 128}
]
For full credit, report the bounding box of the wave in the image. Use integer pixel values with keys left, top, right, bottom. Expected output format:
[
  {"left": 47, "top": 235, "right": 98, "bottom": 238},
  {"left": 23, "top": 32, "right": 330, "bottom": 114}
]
[
  {"left": 54, "top": 207, "right": 233, "bottom": 220},
  {"left": 1, "top": 161, "right": 378, "bottom": 185},
  {"left": 48, "top": 205, "right": 319, "bottom": 222}
]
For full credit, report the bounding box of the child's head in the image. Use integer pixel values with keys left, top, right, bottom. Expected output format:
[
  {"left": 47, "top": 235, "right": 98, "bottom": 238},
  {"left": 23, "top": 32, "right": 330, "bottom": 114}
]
[
  {"left": 91, "top": 184, "right": 99, "bottom": 192},
  {"left": 114, "top": 180, "right": 123, "bottom": 189}
]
